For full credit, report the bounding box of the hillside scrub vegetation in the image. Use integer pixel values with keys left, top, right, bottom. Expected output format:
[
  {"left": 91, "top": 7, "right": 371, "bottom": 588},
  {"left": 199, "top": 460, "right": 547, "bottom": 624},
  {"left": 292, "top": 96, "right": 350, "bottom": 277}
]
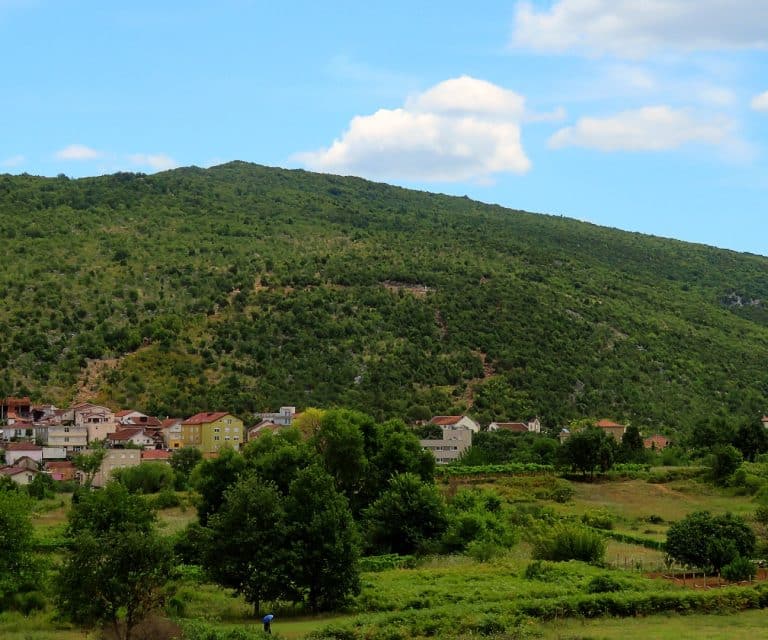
[{"left": 2, "top": 163, "right": 768, "bottom": 444}]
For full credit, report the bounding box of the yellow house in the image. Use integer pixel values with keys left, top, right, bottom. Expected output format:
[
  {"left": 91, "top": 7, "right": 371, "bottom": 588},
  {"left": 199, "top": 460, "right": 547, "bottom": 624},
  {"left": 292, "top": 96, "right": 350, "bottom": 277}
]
[{"left": 181, "top": 412, "right": 244, "bottom": 454}]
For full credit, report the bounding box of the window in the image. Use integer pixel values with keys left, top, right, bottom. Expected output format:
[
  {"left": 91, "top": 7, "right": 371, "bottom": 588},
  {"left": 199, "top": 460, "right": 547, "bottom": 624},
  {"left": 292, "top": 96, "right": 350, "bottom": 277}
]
[
  {"left": 64, "top": 427, "right": 70, "bottom": 433},
  {"left": 64, "top": 437, "right": 69, "bottom": 443},
  {"left": 225, "top": 436, "right": 230, "bottom": 441},
  {"left": 233, "top": 435, "right": 239, "bottom": 440},
  {"left": 214, "top": 435, "right": 220, "bottom": 441},
  {"left": 213, "top": 427, "right": 221, "bottom": 433},
  {"left": 226, "top": 418, "right": 232, "bottom": 424}
]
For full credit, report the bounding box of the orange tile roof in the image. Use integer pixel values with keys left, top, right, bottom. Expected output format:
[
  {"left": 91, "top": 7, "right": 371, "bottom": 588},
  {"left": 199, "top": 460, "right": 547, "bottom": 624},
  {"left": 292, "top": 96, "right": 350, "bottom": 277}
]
[
  {"left": 141, "top": 450, "right": 171, "bottom": 460},
  {"left": 595, "top": 419, "right": 625, "bottom": 428},
  {"left": 183, "top": 412, "right": 230, "bottom": 425},
  {"left": 430, "top": 415, "right": 465, "bottom": 426},
  {"left": 3, "top": 442, "right": 43, "bottom": 451}
]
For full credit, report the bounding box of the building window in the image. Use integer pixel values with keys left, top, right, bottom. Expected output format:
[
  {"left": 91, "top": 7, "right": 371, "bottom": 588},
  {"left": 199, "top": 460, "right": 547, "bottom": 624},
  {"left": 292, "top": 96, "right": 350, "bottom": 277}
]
[
  {"left": 214, "top": 427, "right": 221, "bottom": 433},
  {"left": 214, "top": 436, "right": 220, "bottom": 441},
  {"left": 64, "top": 437, "right": 69, "bottom": 443},
  {"left": 225, "top": 436, "right": 230, "bottom": 440},
  {"left": 64, "top": 427, "right": 70, "bottom": 433}
]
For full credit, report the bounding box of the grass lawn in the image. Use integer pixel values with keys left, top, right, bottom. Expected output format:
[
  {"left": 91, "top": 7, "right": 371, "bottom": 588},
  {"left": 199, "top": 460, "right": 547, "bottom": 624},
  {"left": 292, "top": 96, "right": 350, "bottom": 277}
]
[{"left": 537, "top": 609, "right": 768, "bottom": 639}]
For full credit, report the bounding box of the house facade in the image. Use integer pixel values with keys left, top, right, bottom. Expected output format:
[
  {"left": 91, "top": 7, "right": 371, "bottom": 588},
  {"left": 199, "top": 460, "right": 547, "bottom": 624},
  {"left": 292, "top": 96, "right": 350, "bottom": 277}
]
[
  {"left": 420, "top": 428, "right": 472, "bottom": 465},
  {"left": 594, "top": 419, "right": 627, "bottom": 443},
  {"left": 3, "top": 442, "right": 44, "bottom": 466},
  {"left": 47, "top": 424, "right": 88, "bottom": 452},
  {"left": 91, "top": 449, "right": 141, "bottom": 487},
  {"left": 429, "top": 415, "right": 481, "bottom": 433},
  {"left": 0, "top": 465, "right": 39, "bottom": 485},
  {"left": 182, "top": 412, "right": 244, "bottom": 453}
]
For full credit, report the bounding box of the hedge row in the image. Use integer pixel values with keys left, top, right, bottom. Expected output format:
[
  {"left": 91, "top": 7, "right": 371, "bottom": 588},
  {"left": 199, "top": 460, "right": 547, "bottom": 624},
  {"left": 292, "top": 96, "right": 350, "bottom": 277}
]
[{"left": 435, "top": 464, "right": 555, "bottom": 478}]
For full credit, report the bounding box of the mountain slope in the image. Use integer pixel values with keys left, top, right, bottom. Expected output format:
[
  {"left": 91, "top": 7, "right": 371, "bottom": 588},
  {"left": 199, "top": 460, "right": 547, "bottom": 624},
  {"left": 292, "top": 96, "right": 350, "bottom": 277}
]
[{"left": 1, "top": 162, "right": 766, "bottom": 434}]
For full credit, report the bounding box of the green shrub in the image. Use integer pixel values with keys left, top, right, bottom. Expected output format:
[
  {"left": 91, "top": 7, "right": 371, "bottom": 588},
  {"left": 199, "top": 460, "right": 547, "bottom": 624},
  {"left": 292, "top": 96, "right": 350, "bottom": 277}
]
[
  {"left": 465, "top": 539, "right": 504, "bottom": 562},
  {"left": 151, "top": 488, "right": 181, "bottom": 509},
  {"left": 9, "top": 590, "right": 46, "bottom": 615},
  {"left": 581, "top": 511, "right": 614, "bottom": 530},
  {"left": 722, "top": 556, "right": 757, "bottom": 582},
  {"left": 533, "top": 524, "right": 606, "bottom": 564},
  {"left": 586, "top": 575, "right": 626, "bottom": 594},
  {"left": 359, "top": 554, "right": 416, "bottom": 572},
  {"left": 755, "top": 505, "right": 768, "bottom": 526}
]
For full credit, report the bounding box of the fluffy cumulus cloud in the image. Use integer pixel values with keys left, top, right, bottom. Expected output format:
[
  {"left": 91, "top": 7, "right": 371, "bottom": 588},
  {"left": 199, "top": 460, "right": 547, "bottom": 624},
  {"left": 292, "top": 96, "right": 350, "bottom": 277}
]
[
  {"left": 128, "top": 153, "right": 178, "bottom": 172},
  {"left": 55, "top": 144, "right": 102, "bottom": 161},
  {"left": 751, "top": 91, "right": 768, "bottom": 112},
  {"left": 549, "top": 106, "right": 734, "bottom": 151},
  {"left": 295, "top": 76, "right": 531, "bottom": 182},
  {"left": 511, "top": 0, "right": 768, "bottom": 57}
]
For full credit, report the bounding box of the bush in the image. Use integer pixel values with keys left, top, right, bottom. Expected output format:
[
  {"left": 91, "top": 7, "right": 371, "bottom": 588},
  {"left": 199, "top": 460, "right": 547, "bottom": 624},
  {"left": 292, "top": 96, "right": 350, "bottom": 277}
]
[
  {"left": 465, "top": 539, "right": 504, "bottom": 562},
  {"left": 532, "top": 524, "right": 606, "bottom": 564},
  {"left": 586, "top": 575, "right": 626, "bottom": 593},
  {"left": 722, "top": 556, "right": 756, "bottom": 582},
  {"left": 151, "top": 488, "right": 181, "bottom": 509},
  {"left": 113, "top": 462, "right": 176, "bottom": 494},
  {"left": 581, "top": 511, "right": 614, "bottom": 530},
  {"left": 755, "top": 505, "right": 768, "bottom": 526}
]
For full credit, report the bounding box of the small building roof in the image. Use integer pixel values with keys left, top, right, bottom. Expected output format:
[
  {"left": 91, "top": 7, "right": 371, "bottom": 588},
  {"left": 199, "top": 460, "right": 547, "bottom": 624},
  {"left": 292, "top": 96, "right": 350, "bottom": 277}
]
[
  {"left": 595, "top": 419, "right": 625, "bottom": 428},
  {"left": 107, "top": 427, "right": 146, "bottom": 441},
  {"left": 141, "top": 450, "right": 171, "bottom": 461},
  {"left": 183, "top": 412, "right": 230, "bottom": 425},
  {"left": 3, "top": 442, "right": 43, "bottom": 451},
  {"left": 0, "top": 465, "right": 36, "bottom": 476},
  {"left": 492, "top": 422, "right": 529, "bottom": 433},
  {"left": 430, "top": 415, "right": 465, "bottom": 426}
]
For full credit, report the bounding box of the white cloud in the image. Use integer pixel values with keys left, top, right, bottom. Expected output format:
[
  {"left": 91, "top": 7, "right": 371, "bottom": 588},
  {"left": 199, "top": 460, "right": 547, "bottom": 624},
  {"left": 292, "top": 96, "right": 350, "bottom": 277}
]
[
  {"left": 751, "top": 91, "right": 768, "bottom": 112},
  {"left": 1, "top": 154, "right": 25, "bottom": 168},
  {"left": 511, "top": 0, "right": 768, "bottom": 57},
  {"left": 295, "top": 76, "right": 531, "bottom": 182},
  {"left": 549, "top": 106, "right": 734, "bottom": 151},
  {"left": 55, "top": 144, "right": 102, "bottom": 161},
  {"left": 128, "top": 153, "right": 178, "bottom": 172}
]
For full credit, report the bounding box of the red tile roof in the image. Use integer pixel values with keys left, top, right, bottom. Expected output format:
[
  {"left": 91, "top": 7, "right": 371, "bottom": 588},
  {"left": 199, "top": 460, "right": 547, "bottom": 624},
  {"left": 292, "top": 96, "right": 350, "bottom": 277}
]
[
  {"left": 107, "top": 427, "right": 146, "bottom": 441},
  {"left": 493, "top": 422, "right": 529, "bottom": 433},
  {"left": 595, "top": 419, "right": 625, "bottom": 428},
  {"left": 644, "top": 435, "right": 670, "bottom": 449},
  {"left": 0, "top": 466, "right": 35, "bottom": 476},
  {"left": 183, "top": 412, "right": 230, "bottom": 425},
  {"left": 160, "top": 418, "right": 182, "bottom": 428},
  {"left": 141, "top": 450, "right": 171, "bottom": 460},
  {"left": 123, "top": 416, "right": 161, "bottom": 427},
  {"left": 430, "top": 415, "right": 465, "bottom": 426},
  {"left": 115, "top": 409, "right": 135, "bottom": 417},
  {"left": 3, "top": 442, "right": 43, "bottom": 451},
  {"left": 46, "top": 461, "right": 75, "bottom": 469}
]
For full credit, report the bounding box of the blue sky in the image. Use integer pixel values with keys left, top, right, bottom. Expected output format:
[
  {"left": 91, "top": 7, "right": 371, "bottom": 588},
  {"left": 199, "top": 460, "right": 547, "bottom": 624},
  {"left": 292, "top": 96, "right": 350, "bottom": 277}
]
[{"left": 2, "top": 1, "right": 768, "bottom": 255}]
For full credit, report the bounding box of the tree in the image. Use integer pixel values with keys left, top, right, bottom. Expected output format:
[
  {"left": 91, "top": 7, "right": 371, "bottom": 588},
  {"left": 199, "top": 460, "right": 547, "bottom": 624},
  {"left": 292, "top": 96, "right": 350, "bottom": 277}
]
[
  {"left": 191, "top": 446, "right": 245, "bottom": 525},
  {"left": 733, "top": 419, "right": 768, "bottom": 462},
  {"left": 169, "top": 447, "right": 203, "bottom": 487},
  {"left": 68, "top": 481, "right": 155, "bottom": 536},
  {"left": 205, "top": 473, "right": 291, "bottom": 616},
  {"left": 56, "top": 528, "right": 173, "bottom": 640},
  {"left": 72, "top": 446, "right": 107, "bottom": 488},
  {"left": 558, "top": 427, "right": 617, "bottom": 477},
  {"left": 243, "top": 428, "right": 315, "bottom": 494},
  {"left": 285, "top": 465, "right": 361, "bottom": 612},
  {"left": 0, "top": 491, "right": 38, "bottom": 607},
  {"left": 618, "top": 424, "right": 646, "bottom": 463},
  {"left": 363, "top": 472, "right": 448, "bottom": 555},
  {"left": 666, "top": 511, "right": 755, "bottom": 573},
  {"left": 710, "top": 444, "right": 742, "bottom": 484}
]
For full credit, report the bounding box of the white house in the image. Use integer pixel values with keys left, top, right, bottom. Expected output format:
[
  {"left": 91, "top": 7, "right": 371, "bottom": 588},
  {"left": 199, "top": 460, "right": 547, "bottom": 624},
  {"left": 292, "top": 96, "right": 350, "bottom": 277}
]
[
  {"left": 429, "top": 415, "right": 481, "bottom": 433},
  {"left": 255, "top": 406, "right": 296, "bottom": 427},
  {"left": 420, "top": 428, "right": 473, "bottom": 465},
  {"left": 488, "top": 418, "right": 541, "bottom": 434},
  {"left": 3, "top": 442, "right": 44, "bottom": 466}
]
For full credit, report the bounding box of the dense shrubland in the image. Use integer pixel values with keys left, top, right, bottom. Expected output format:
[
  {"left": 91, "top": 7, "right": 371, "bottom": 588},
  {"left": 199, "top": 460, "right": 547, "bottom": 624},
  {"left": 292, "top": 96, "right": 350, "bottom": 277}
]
[{"left": 2, "top": 163, "right": 768, "bottom": 442}]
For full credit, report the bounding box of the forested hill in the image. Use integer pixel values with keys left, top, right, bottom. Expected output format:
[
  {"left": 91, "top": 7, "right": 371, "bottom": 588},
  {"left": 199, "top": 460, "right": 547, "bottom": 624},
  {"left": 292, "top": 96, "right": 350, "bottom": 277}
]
[{"left": 1, "top": 161, "right": 767, "bottom": 435}]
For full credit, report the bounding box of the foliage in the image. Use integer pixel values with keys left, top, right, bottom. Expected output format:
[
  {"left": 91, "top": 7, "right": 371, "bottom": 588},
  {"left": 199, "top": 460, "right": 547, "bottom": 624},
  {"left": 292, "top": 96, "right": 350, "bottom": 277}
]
[
  {"left": 72, "top": 447, "right": 107, "bottom": 488},
  {"left": 4, "top": 164, "right": 768, "bottom": 440},
  {"left": 722, "top": 556, "right": 757, "bottom": 582},
  {"left": 204, "top": 473, "right": 291, "bottom": 616},
  {"left": 55, "top": 528, "right": 173, "bottom": 640},
  {"left": 434, "top": 463, "right": 554, "bottom": 477},
  {"left": 191, "top": 447, "right": 245, "bottom": 525},
  {"left": 666, "top": 511, "right": 755, "bottom": 572},
  {"left": 363, "top": 473, "right": 448, "bottom": 555},
  {"left": 25, "top": 472, "right": 55, "bottom": 500},
  {"left": 0, "top": 491, "right": 38, "bottom": 610},
  {"left": 532, "top": 524, "right": 607, "bottom": 563},
  {"left": 441, "top": 488, "right": 516, "bottom": 553},
  {"left": 461, "top": 431, "right": 559, "bottom": 466},
  {"left": 733, "top": 419, "right": 768, "bottom": 462},
  {"left": 170, "top": 447, "right": 203, "bottom": 488},
  {"left": 113, "top": 461, "right": 175, "bottom": 494},
  {"left": 284, "top": 465, "right": 361, "bottom": 612},
  {"left": 558, "top": 427, "right": 617, "bottom": 477},
  {"left": 710, "top": 444, "right": 743, "bottom": 484},
  {"left": 618, "top": 425, "right": 647, "bottom": 464},
  {"left": 67, "top": 481, "right": 155, "bottom": 536}
]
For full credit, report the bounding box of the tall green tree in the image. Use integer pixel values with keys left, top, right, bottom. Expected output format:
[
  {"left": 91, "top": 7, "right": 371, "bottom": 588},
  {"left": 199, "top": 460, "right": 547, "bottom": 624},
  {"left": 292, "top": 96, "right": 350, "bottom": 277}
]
[
  {"left": 285, "top": 465, "right": 361, "bottom": 612},
  {"left": 56, "top": 528, "right": 173, "bottom": 640},
  {"left": 0, "top": 491, "right": 38, "bottom": 607},
  {"left": 363, "top": 472, "right": 448, "bottom": 555},
  {"left": 68, "top": 481, "right": 155, "bottom": 536},
  {"left": 618, "top": 425, "right": 647, "bottom": 463},
  {"left": 733, "top": 419, "right": 768, "bottom": 462},
  {"left": 72, "top": 446, "right": 107, "bottom": 488},
  {"left": 169, "top": 447, "right": 203, "bottom": 488},
  {"left": 192, "top": 447, "right": 245, "bottom": 525},
  {"left": 558, "top": 427, "right": 617, "bottom": 477},
  {"left": 205, "top": 474, "right": 291, "bottom": 617}
]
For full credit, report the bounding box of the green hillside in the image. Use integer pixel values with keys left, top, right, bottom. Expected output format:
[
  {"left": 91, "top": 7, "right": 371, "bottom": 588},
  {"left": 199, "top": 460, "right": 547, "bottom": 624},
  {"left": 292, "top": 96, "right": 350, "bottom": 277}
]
[{"left": 1, "top": 161, "right": 767, "bottom": 434}]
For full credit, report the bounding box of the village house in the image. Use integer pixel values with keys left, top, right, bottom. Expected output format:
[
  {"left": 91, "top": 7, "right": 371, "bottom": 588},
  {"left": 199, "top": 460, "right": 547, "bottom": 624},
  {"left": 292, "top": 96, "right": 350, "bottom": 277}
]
[
  {"left": 488, "top": 418, "right": 542, "bottom": 433},
  {"left": 644, "top": 434, "right": 671, "bottom": 450},
  {"left": 46, "top": 424, "right": 88, "bottom": 453},
  {"left": 3, "top": 442, "right": 44, "bottom": 466},
  {"left": 61, "top": 402, "right": 117, "bottom": 442},
  {"left": 106, "top": 427, "right": 161, "bottom": 449},
  {"left": 0, "top": 465, "right": 39, "bottom": 486},
  {"left": 141, "top": 449, "right": 172, "bottom": 463},
  {"left": 429, "top": 415, "right": 481, "bottom": 433},
  {"left": 247, "top": 419, "right": 284, "bottom": 441},
  {"left": 46, "top": 460, "right": 76, "bottom": 481},
  {"left": 594, "top": 419, "right": 627, "bottom": 443},
  {"left": 254, "top": 406, "right": 296, "bottom": 427},
  {"left": 160, "top": 418, "right": 184, "bottom": 449},
  {"left": 420, "top": 427, "right": 472, "bottom": 465},
  {"left": 181, "top": 412, "right": 245, "bottom": 453},
  {"left": 90, "top": 449, "right": 141, "bottom": 488}
]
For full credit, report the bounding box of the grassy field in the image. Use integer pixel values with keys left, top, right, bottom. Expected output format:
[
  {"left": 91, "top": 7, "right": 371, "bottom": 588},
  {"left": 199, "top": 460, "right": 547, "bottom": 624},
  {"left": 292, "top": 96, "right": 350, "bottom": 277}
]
[
  {"left": 536, "top": 609, "right": 768, "bottom": 639},
  {"left": 11, "top": 475, "right": 766, "bottom": 640}
]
